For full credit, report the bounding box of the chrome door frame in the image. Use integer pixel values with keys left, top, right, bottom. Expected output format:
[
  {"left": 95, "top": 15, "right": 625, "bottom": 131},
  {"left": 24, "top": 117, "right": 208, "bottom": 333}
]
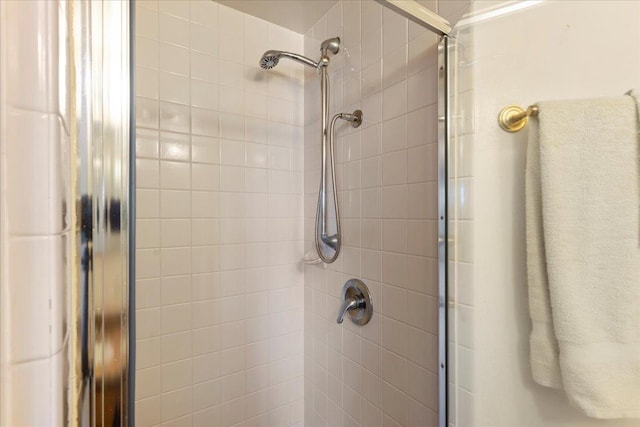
[
  {"left": 128, "top": 1, "right": 136, "bottom": 425},
  {"left": 70, "top": 1, "right": 133, "bottom": 425},
  {"left": 437, "top": 35, "right": 451, "bottom": 427}
]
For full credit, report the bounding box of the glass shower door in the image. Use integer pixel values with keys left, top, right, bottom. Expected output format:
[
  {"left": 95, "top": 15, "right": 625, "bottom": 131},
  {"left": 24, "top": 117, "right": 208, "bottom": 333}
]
[{"left": 448, "top": 1, "right": 640, "bottom": 426}]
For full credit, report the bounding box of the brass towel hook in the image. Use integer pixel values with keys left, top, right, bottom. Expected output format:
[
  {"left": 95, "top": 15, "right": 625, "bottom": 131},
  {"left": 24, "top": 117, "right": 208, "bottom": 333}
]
[{"left": 498, "top": 104, "right": 539, "bottom": 132}]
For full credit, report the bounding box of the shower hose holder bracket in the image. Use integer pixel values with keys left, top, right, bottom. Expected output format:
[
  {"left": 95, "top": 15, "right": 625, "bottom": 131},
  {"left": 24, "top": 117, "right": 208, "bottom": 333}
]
[{"left": 337, "top": 109, "right": 362, "bottom": 128}]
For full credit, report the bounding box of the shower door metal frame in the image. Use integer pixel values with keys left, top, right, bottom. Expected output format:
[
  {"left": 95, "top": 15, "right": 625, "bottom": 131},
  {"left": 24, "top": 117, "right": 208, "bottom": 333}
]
[
  {"left": 376, "top": 2, "right": 452, "bottom": 426},
  {"left": 437, "top": 35, "right": 451, "bottom": 427},
  {"left": 376, "top": 0, "right": 452, "bottom": 36},
  {"left": 70, "top": 0, "right": 133, "bottom": 425}
]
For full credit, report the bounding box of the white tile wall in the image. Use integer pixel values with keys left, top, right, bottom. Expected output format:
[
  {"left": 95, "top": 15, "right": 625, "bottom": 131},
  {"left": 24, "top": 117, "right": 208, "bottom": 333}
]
[
  {"left": 0, "top": 1, "right": 69, "bottom": 426},
  {"left": 135, "top": 2, "right": 305, "bottom": 426},
  {"left": 303, "top": 1, "right": 444, "bottom": 426}
]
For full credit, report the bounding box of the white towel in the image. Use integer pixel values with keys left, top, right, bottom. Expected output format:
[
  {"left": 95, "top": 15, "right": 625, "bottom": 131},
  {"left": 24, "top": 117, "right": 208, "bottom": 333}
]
[{"left": 526, "top": 95, "right": 640, "bottom": 418}]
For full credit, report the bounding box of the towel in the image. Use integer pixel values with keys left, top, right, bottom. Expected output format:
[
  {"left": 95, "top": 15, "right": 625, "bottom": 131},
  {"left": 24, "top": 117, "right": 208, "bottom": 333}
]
[{"left": 526, "top": 95, "right": 640, "bottom": 418}]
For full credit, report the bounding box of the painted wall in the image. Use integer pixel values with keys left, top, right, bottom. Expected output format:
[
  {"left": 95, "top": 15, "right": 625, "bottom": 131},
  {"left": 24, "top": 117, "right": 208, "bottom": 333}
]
[
  {"left": 301, "top": 1, "right": 468, "bottom": 425},
  {"left": 0, "top": 1, "right": 69, "bottom": 425},
  {"left": 134, "top": 2, "right": 305, "bottom": 426},
  {"left": 451, "top": 1, "right": 640, "bottom": 426}
]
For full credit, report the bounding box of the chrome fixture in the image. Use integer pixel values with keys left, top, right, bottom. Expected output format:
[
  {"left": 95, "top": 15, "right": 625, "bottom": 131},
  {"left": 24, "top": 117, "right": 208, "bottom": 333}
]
[
  {"left": 258, "top": 36, "right": 340, "bottom": 71},
  {"left": 337, "top": 279, "right": 373, "bottom": 325},
  {"left": 260, "top": 37, "right": 351, "bottom": 264},
  {"left": 315, "top": 38, "right": 340, "bottom": 263},
  {"left": 331, "top": 110, "right": 363, "bottom": 129},
  {"left": 320, "top": 37, "right": 340, "bottom": 55},
  {"left": 259, "top": 50, "right": 319, "bottom": 70},
  {"left": 315, "top": 109, "right": 364, "bottom": 259}
]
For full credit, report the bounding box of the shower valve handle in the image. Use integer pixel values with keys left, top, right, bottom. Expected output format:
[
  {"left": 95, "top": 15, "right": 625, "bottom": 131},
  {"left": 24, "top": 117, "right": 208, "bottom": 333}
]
[
  {"left": 337, "top": 296, "right": 363, "bottom": 324},
  {"left": 337, "top": 279, "right": 373, "bottom": 326}
]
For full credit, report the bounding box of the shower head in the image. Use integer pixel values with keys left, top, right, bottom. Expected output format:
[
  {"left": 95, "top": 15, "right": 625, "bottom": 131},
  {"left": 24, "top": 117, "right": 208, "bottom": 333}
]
[
  {"left": 259, "top": 50, "right": 319, "bottom": 70},
  {"left": 259, "top": 51, "right": 280, "bottom": 70}
]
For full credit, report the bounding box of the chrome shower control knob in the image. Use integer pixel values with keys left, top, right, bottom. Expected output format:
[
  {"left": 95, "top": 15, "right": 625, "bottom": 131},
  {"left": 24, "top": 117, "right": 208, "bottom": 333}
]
[{"left": 337, "top": 279, "right": 373, "bottom": 326}]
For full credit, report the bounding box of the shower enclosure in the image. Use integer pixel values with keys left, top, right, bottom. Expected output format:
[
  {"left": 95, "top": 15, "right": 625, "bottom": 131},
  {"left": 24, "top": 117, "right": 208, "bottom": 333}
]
[
  {"left": 0, "top": 0, "right": 463, "bottom": 426},
  {"left": 131, "top": 1, "right": 455, "bottom": 426}
]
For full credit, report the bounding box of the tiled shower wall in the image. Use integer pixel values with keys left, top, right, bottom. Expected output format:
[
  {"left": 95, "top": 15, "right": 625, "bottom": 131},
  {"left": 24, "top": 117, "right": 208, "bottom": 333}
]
[
  {"left": 0, "top": 1, "right": 69, "bottom": 425},
  {"left": 134, "top": 2, "right": 305, "bottom": 426},
  {"left": 303, "top": 1, "right": 447, "bottom": 426}
]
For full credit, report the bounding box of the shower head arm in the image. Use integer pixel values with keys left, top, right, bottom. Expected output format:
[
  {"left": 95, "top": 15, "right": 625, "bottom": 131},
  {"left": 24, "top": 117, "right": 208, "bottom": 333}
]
[
  {"left": 279, "top": 51, "right": 319, "bottom": 68},
  {"left": 260, "top": 37, "right": 340, "bottom": 72},
  {"left": 262, "top": 50, "right": 319, "bottom": 69}
]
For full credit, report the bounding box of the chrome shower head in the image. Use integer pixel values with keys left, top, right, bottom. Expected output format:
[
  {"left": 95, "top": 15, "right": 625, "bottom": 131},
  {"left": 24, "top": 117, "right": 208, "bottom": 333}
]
[
  {"left": 260, "top": 52, "right": 280, "bottom": 70},
  {"left": 259, "top": 50, "right": 319, "bottom": 70}
]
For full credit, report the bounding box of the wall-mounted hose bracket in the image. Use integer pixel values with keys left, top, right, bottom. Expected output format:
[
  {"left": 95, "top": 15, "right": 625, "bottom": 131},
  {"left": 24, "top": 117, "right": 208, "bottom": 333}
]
[{"left": 341, "top": 109, "right": 363, "bottom": 128}]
